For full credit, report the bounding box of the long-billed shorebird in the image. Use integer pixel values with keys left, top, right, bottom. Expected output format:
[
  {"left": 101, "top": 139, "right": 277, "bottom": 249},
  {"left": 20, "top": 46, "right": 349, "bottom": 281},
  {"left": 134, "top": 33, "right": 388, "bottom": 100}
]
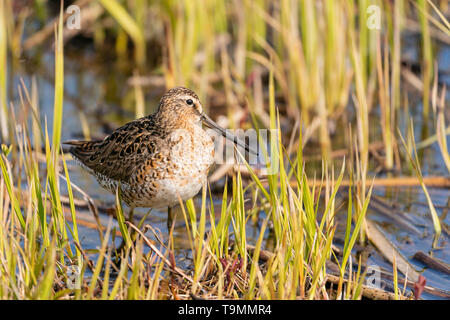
[{"left": 65, "top": 87, "right": 255, "bottom": 228}]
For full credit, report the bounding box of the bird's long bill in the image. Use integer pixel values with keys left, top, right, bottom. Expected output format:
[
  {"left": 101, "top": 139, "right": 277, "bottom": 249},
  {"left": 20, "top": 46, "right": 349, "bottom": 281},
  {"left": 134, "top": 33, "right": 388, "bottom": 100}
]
[{"left": 201, "top": 113, "right": 258, "bottom": 155}]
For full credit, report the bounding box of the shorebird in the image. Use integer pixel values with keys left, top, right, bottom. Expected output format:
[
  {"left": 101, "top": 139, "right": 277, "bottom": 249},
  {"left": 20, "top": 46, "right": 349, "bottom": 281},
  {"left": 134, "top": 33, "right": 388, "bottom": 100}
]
[{"left": 65, "top": 87, "right": 255, "bottom": 229}]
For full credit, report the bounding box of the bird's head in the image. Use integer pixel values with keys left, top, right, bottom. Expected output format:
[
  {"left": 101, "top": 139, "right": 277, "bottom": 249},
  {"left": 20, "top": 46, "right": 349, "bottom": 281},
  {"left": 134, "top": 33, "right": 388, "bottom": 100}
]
[
  {"left": 157, "top": 87, "right": 258, "bottom": 155},
  {"left": 157, "top": 87, "right": 203, "bottom": 125}
]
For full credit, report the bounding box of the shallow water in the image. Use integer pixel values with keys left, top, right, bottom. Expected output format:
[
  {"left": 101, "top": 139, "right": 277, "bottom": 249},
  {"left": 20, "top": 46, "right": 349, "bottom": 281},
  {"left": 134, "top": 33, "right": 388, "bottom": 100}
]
[{"left": 5, "top": 31, "right": 450, "bottom": 299}]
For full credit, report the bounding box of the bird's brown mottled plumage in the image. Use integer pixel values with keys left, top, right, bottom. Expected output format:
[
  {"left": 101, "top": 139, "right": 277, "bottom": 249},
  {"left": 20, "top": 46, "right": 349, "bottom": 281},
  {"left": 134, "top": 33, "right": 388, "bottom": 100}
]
[
  {"left": 67, "top": 115, "right": 163, "bottom": 182},
  {"left": 65, "top": 87, "right": 215, "bottom": 209},
  {"left": 65, "top": 87, "right": 256, "bottom": 222}
]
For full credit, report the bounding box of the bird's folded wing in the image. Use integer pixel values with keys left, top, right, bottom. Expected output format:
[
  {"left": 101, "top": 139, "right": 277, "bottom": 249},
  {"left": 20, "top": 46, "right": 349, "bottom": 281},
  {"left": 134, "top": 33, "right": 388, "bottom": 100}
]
[{"left": 64, "top": 117, "right": 164, "bottom": 182}]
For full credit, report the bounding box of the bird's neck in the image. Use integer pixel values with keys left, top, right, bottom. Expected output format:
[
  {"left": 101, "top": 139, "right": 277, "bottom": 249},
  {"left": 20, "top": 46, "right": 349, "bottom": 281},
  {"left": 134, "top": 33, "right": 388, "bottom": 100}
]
[{"left": 154, "top": 111, "right": 198, "bottom": 132}]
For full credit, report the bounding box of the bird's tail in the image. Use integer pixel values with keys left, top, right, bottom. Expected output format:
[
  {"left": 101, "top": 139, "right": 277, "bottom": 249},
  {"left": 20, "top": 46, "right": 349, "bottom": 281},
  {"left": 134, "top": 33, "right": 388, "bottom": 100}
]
[
  {"left": 63, "top": 139, "right": 89, "bottom": 147},
  {"left": 63, "top": 140, "right": 101, "bottom": 160}
]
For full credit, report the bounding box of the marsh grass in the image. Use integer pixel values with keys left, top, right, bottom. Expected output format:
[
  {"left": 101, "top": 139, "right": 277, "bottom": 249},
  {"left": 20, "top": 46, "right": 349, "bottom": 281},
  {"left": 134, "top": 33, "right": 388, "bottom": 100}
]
[
  {"left": 98, "top": 0, "right": 146, "bottom": 67},
  {"left": 0, "top": 69, "right": 377, "bottom": 299},
  {"left": 0, "top": 0, "right": 8, "bottom": 142},
  {"left": 177, "top": 115, "right": 373, "bottom": 299},
  {"left": 398, "top": 120, "right": 441, "bottom": 246},
  {"left": 0, "top": 0, "right": 448, "bottom": 300}
]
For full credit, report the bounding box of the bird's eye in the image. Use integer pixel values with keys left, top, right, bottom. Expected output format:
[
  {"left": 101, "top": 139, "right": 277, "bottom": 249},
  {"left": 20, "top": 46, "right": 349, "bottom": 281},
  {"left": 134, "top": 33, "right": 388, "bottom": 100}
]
[{"left": 186, "top": 99, "right": 194, "bottom": 105}]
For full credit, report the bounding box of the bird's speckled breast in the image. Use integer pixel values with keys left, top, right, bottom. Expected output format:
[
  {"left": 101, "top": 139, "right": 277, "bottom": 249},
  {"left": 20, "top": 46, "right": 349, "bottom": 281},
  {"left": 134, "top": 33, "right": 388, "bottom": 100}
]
[{"left": 128, "top": 123, "right": 215, "bottom": 208}]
